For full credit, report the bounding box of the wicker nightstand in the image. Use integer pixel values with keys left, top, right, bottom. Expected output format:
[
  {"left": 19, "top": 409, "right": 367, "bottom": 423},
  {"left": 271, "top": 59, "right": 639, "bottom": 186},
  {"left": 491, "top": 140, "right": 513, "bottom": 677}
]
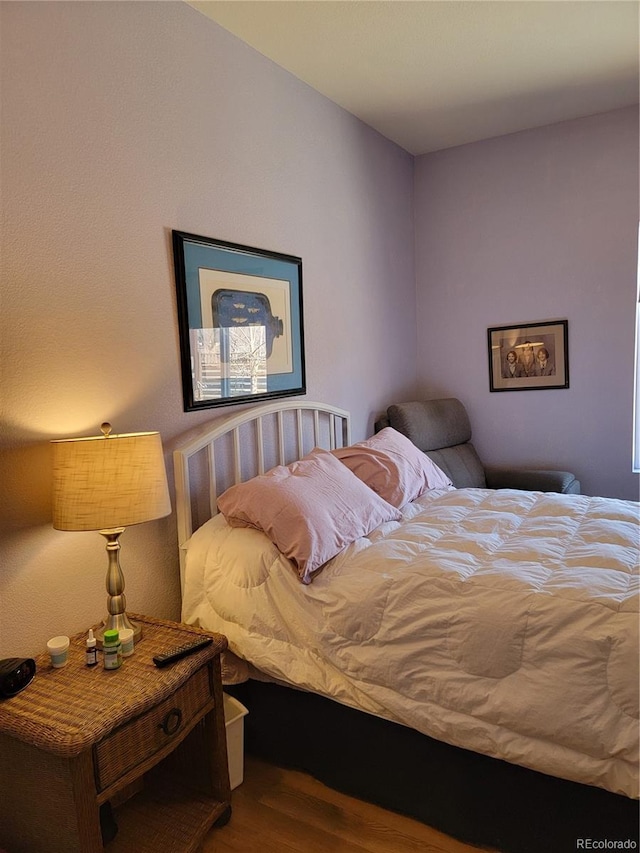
[{"left": 0, "top": 615, "right": 231, "bottom": 853}]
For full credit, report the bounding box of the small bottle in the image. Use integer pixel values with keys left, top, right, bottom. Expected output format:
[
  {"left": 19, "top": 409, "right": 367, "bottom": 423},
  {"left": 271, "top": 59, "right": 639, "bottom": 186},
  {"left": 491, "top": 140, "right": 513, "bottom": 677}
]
[
  {"left": 103, "top": 629, "right": 122, "bottom": 670},
  {"left": 85, "top": 629, "right": 98, "bottom": 667}
]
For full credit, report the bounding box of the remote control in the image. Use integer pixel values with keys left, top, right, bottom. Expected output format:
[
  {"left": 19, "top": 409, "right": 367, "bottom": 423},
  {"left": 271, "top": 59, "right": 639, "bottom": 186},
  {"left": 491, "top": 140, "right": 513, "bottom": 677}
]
[{"left": 152, "top": 637, "right": 213, "bottom": 668}]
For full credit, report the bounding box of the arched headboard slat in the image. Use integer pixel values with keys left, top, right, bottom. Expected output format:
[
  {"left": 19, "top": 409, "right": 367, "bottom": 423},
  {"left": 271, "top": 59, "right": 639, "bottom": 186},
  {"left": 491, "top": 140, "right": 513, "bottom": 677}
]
[{"left": 173, "top": 400, "right": 351, "bottom": 593}]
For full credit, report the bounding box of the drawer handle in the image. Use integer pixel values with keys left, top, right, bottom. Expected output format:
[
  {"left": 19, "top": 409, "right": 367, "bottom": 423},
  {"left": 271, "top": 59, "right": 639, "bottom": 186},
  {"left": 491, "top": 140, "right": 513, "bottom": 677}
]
[{"left": 159, "top": 707, "right": 183, "bottom": 736}]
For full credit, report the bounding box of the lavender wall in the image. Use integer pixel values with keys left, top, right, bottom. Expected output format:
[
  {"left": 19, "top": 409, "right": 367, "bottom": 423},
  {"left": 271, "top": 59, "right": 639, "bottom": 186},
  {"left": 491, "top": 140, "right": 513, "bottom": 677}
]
[
  {"left": 0, "top": 1, "right": 415, "bottom": 656},
  {"left": 414, "top": 108, "right": 639, "bottom": 500}
]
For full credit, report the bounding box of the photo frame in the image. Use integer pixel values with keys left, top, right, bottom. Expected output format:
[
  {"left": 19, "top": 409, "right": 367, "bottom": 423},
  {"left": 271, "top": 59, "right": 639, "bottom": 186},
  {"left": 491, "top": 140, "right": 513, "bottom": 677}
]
[
  {"left": 487, "top": 320, "right": 569, "bottom": 392},
  {"left": 172, "top": 231, "right": 305, "bottom": 411}
]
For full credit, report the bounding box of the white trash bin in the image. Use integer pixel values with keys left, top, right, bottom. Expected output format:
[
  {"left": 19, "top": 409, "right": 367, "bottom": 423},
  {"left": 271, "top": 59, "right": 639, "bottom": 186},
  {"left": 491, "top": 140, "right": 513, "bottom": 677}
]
[{"left": 223, "top": 693, "right": 249, "bottom": 789}]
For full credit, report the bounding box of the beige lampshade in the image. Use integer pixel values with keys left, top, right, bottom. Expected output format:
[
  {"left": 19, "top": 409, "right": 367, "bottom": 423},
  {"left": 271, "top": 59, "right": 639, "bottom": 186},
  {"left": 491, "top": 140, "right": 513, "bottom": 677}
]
[{"left": 51, "top": 426, "right": 171, "bottom": 531}]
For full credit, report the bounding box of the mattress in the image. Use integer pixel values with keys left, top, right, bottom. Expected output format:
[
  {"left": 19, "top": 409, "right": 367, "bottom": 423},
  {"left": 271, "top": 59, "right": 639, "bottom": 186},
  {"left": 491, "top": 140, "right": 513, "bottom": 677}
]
[{"left": 182, "top": 487, "right": 639, "bottom": 798}]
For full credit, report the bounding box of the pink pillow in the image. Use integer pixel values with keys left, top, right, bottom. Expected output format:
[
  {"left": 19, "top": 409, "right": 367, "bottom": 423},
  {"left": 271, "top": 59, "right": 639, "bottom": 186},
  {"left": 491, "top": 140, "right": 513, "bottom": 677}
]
[
  {"left": 333, "top": 427, "right": 452, "bottom": 507},
  {"left": 217, "top": 448, "right": 401, "bottom": 584}
]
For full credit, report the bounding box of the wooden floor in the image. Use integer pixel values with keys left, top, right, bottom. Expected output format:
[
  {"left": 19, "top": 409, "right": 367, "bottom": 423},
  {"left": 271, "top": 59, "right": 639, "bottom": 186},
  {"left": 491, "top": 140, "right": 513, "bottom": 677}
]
[{"left": 203, "top": 756, "right": 489, "bottom": 853}]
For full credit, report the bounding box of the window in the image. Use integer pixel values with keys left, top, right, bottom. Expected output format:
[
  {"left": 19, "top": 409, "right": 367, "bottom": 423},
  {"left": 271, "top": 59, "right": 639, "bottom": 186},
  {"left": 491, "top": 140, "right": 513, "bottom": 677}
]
[{"left": 633, "top": 223, "right": 640, "bottom": 472}]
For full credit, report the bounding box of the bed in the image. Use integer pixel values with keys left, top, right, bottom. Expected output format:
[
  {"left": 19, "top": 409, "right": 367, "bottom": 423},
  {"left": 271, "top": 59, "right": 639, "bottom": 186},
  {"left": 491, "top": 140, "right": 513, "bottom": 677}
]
[{"left": 173, "top": 401, "right": 639, "bottom": 852}]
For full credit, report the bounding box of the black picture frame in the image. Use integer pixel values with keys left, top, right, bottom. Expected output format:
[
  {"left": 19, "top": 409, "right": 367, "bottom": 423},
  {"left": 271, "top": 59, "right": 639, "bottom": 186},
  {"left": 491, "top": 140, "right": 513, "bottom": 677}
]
[
  {"left": 172, "top": 231, "right": 306, "bottom": 412},
  {"left": 488, "top": 320, "right": 569, "bottom": 392}
]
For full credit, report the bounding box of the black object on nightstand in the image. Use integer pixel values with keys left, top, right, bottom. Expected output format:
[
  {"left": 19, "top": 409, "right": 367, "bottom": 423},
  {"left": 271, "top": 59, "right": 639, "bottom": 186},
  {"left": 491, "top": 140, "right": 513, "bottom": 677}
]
[{"left": 0, "top": 658, "right": 35, "bottom": 698}]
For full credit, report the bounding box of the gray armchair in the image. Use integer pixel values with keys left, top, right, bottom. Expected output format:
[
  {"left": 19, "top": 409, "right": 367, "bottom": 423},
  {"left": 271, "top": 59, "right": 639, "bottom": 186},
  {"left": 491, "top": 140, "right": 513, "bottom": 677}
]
[{"left": 376, "top": 398, "right": 580, "bottom": 495}]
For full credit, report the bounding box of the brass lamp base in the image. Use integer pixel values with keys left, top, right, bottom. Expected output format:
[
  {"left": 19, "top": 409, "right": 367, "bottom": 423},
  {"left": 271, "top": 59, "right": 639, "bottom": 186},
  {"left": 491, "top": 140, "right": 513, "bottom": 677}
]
[
  {"left": 95, "top": 614, "right": 143, "bottom": 649},
  {"left": 95, "top": 527, "right": 144, "bottom": 650}
]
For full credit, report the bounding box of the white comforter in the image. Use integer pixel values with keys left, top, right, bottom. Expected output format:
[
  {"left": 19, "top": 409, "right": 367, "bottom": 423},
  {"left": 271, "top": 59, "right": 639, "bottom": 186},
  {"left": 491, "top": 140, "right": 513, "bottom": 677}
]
[{"left": 182, "top": 487, "right": 640, "bottom": 798}]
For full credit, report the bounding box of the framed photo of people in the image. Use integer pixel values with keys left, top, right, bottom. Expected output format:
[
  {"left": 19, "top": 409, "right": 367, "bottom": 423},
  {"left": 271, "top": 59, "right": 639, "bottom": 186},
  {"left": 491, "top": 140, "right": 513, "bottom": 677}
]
[{"left": 487, "top": 320, "right": 569, "bottom": 392}]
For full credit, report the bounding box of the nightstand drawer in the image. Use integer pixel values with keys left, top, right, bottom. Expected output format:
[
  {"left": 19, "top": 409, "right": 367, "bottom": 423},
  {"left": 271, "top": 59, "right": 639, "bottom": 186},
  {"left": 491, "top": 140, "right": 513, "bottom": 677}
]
[{"left": 95, "top": 665, "right": 213, "bottom": 791}]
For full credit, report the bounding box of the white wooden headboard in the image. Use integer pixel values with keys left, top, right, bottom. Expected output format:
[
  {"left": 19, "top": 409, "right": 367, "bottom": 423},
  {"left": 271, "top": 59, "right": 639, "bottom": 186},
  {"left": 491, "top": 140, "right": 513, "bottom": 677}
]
[{"left": 173, "top": 400, "right": 351, "bottom": 590}]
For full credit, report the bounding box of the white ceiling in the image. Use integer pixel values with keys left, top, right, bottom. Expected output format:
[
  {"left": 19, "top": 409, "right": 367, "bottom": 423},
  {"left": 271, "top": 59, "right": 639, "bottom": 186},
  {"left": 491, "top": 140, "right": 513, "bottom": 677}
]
[{"left": 188, "top": 0, "right": 639, "bottom": 155}]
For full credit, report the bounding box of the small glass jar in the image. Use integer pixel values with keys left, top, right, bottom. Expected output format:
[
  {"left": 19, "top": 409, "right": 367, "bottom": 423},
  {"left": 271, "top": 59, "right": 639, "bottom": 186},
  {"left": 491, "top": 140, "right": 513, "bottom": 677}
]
[
  {"left": 85, "top": 629, "right": 98, "bottom": 667},
  {"left": 120, "top": 628, "right": 134, "bottom": 658},
  {"left": 103, "top": 629, "right": 122, "bottom": 670}
]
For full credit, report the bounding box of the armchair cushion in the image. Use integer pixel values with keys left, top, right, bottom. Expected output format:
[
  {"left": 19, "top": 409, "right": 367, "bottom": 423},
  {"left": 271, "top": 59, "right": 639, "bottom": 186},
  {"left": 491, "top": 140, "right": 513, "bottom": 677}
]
[
  {"left": 388, "top": 400, "right": 471, "bottom": 451},
  {"left": 382, "top": 398, "right": 581, "bottom": 495},
  {"left": 424, "top": 446, "right": 486, "bottom": 489},
  {"left": 485, "top": 467, "right": 580, "bottom": 495},
  {"left": 388, "top": 400, "right": 485, "bottom": 488}
]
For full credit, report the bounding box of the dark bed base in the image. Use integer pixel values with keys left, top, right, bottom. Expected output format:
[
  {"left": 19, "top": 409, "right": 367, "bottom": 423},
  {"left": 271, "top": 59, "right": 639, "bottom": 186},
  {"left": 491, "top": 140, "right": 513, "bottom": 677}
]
[{"left": 227, "top": 680, "right": 639, "bottom": 853}]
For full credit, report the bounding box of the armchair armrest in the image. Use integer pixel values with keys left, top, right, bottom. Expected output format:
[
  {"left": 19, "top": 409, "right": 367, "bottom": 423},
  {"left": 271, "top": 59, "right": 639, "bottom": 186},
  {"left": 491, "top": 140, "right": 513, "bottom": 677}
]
[{"left": 485, "top": 466, "right": 580, "bottom": 495}]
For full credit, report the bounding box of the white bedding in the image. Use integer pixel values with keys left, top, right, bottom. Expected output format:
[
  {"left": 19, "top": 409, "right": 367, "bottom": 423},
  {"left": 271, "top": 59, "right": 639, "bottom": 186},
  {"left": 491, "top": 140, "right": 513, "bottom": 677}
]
[{"left": 182, "top": 487, "right": 640, "bottom": 798}]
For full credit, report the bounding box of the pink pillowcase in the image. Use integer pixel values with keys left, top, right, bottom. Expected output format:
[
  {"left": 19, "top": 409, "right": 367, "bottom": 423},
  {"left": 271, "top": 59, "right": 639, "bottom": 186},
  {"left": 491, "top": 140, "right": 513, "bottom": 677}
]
[
  {"left": 333, "top": 427, "right": 452, "bottom": 507},
  {"left": 217, "top": 448, "right": 401, "bottom": 584}
]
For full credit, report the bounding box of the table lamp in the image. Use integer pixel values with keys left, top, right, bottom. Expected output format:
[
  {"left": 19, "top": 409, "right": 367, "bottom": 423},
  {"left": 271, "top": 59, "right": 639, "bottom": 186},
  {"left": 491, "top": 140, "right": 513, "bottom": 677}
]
[{"left": 51, "top": 423, "right": 171, "bottom": 647}]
